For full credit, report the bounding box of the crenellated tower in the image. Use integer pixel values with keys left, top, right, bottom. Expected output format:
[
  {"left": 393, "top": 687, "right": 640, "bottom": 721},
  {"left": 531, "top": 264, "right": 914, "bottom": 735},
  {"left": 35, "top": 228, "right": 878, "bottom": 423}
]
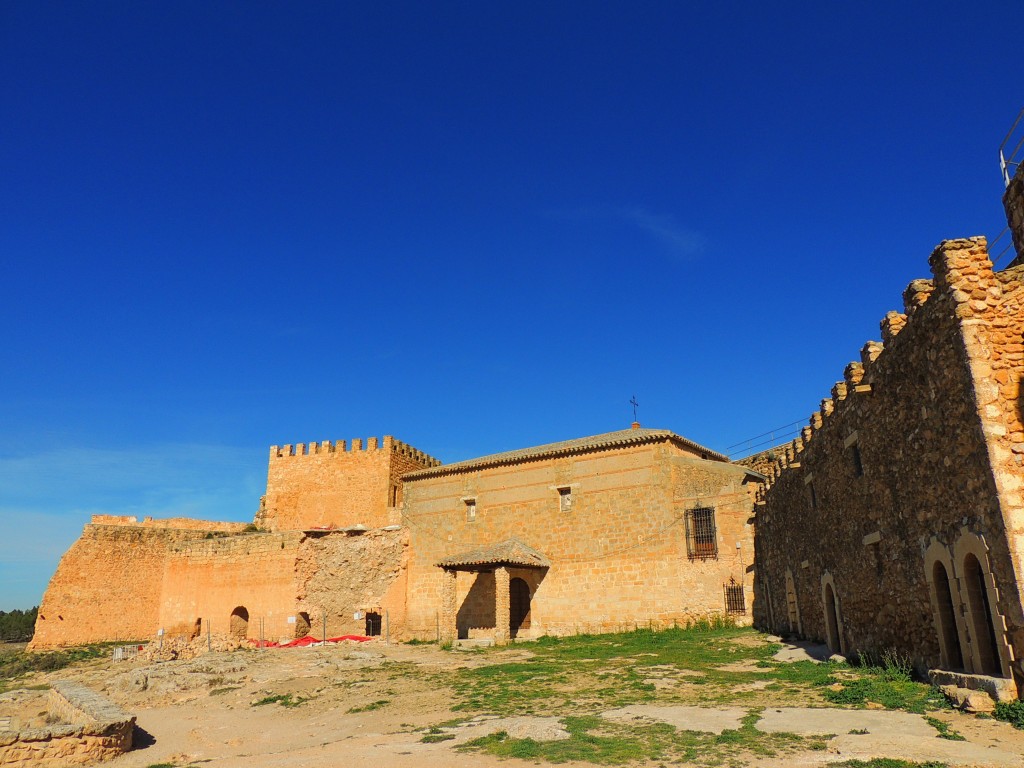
[{"left": 255, "top": 435, "right": 441, "bottom": 531}]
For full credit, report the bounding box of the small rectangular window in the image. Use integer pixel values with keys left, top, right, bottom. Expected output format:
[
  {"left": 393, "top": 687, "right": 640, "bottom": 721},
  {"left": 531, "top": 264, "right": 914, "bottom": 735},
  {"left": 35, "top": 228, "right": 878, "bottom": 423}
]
[
  {"left": 558, "top": 486, "right": 572, "bottom": 512},
  {"left": 465, "top": 499, "right": 477, "bottom": 522},
  {"left": 724, "top": 580, "right": 746, "bottom": 614},
  {"left": 685, "top": 506, "right": 718, "bottom": 560},
  {"left": 850, "top": 444, "right": 864, "bottom": 477},
  {"left": 807, "top": 482, "right": 817, "bottom": 510}
]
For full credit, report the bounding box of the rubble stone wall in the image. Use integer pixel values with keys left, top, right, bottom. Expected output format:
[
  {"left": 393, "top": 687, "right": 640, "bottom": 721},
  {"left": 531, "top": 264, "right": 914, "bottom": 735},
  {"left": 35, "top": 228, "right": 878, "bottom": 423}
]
[
  {"left": 754, "top": 237, "right": 1023, "bottom": 688},
  {"left": 0, "top": 681, "right": 133, "bottom": 766},
  {"left": 403, "top": 441, "right": 757, "bottom": 639},
  {"left": 295, "top": 528, "right": 408, "bottom": 638}
]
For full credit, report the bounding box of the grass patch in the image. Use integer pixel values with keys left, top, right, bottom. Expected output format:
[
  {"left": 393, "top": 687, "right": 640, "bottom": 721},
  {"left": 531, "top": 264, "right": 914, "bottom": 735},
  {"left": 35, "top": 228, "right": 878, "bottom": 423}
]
[
  {"left": 420, "top": 732, "right": 456, "bottom": 743},
  {"left": 459, "top": 708, "right": 820, "bottom": 765},
  {"left": 252, "top": 693, "right": 305, "bottom": 708},
  {"left": 0, "top": 643, "right": 113, "bottom": 686},
  {"left": 924, "top": 715, "right": 965, "bottom": 741},
  {"left": 995, "top": 699, "right": 1024, "bottom": 730},
  {"left": 347, "top": 699, "right": 389, "bottom": 713},
  {"left": 822, "top": 678, "right": 947, "bottom": 713}
]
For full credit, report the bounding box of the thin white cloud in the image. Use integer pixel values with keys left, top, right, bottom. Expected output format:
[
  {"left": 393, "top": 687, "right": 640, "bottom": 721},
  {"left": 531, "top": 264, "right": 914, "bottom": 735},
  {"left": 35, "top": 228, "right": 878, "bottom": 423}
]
[
  {"left": 619, "top": 207, "right": 707, "bottom": 259},
  {"left": 543, "top": 205, "right": 707, "bottom": 260}
]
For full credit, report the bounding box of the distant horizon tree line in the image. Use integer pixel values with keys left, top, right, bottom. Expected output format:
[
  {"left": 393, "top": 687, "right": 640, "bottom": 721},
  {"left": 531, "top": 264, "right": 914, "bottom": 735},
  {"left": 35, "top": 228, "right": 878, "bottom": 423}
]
[{"left": 0, "top": 608, "right": 38, "bottom": 642}]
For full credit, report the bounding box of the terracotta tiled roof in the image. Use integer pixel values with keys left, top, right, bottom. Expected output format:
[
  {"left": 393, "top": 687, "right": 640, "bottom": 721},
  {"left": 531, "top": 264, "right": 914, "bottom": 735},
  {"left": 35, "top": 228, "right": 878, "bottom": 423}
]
[
  {"left": 404, "top": 427, "right": 726, "bottom": 481},
  {"left": 436, "top": 537, "right": 551, "bottom": 570}
]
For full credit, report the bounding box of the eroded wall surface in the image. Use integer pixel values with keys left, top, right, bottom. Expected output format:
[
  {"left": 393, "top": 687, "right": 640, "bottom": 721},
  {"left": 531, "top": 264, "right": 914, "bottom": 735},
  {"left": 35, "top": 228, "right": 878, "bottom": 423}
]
[
  {"left": 754, "top": 237, "right": 1024, "bottom": 685},
  {"left": 403, "top": 441, "right": 756, "bottom": 639},
  {"left": 295, "top": 528, "right": 408, "bottom": 638}
]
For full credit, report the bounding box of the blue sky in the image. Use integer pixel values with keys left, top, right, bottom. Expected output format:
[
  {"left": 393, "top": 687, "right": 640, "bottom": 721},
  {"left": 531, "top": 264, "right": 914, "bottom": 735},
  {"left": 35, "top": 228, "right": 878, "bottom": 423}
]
[{"left": 2, "top": 2, "right": 1022, "bottom": 610}]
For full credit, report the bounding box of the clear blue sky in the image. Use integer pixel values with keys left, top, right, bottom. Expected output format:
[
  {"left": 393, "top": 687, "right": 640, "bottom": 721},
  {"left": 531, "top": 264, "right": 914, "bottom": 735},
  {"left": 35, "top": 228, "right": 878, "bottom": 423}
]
[{"left": 2, "top": 2, "right": 1021, "bottom": 610}]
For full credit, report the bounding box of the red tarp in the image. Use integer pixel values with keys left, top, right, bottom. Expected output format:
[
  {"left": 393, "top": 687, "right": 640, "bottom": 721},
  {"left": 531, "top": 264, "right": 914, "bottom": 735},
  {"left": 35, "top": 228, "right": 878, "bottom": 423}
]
[{"left": 250, "top": 634, "right": 373, "bottom": 648}]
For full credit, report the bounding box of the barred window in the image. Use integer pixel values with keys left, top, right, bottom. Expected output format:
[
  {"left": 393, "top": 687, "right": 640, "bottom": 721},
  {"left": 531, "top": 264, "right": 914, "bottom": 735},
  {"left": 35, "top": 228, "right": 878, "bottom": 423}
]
[
  {"left": 465, "top": 499, "right": 477, "bottom": 522},
  {"left": 724, "top": 579, "right": 746, "bottom": 614},
  {"left": 685, "top": 506, "right": 718, "bottom": 560}
]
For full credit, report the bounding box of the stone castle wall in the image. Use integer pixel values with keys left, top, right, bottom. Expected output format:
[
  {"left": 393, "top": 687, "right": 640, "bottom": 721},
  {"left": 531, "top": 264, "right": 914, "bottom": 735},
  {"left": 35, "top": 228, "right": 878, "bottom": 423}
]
[
  {"left": 30, "top": 523, "right": 221, "bottom": 649},
  {"left": 32, "top": 521, "right": 409, "bottom": 648},
  {"left": 403, "top": 441, "right": 757, "bottom": 639},
  {"left": 754, "top": 237, "right": 1024, "bottom": 687},
  {"left": 158, "top": 531, "right": 305, "bottom": 641},
  {"left": 256, "top": 436, "right": 439, "bottom": 531}
]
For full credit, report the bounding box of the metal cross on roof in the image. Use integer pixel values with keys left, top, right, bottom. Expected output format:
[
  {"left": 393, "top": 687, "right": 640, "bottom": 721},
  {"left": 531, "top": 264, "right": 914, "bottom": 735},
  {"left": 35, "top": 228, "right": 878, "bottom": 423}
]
[{"left": 630, "top": 395, "right": 639, "bottom": 422}]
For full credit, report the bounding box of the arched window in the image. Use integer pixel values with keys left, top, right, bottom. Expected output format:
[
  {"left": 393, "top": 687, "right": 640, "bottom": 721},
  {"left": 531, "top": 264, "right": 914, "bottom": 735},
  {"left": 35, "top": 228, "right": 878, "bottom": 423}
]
[
  {"left": 820, "top": 572, "right": 844, "bottom": 654},
  {"left": 931, "top": 560, "right": 964, "bottom": 669},
  {"left": 963, "top": 554, "right": 1001, "bottom": 676}
]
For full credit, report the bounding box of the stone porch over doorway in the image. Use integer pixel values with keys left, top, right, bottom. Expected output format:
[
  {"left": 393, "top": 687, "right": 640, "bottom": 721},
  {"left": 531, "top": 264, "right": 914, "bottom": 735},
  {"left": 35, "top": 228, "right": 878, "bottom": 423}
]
[{"left": 436, "top": 538, "right": 549, "bottom": 645}]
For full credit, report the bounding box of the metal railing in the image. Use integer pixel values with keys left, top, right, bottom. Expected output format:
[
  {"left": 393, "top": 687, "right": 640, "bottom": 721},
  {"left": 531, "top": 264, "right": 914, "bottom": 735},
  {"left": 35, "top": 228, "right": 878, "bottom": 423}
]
[
  {"left": 1000, "top": 108, "right": 1024, "bottom": 188},
  {"left": 112, "top": 644, "right": 145, "bottom": 662}
]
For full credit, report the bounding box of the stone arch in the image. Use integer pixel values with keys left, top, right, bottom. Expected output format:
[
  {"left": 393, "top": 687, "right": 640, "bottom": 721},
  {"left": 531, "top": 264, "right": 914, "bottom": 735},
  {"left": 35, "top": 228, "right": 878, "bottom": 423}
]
[
  {"left": 230, "top": 606, "right": 249, "bottom": 640},
  {"left": 952, "top": 532, "right": 1011, "bottom": 677},
  {"left": 295, "top": 611, "right": 311, "bottom": 639},
  {"left": 785, "top": 568, "right": 801, "bottom": 635},
  {"left": 923, "top": 540, "right": 965, "bottom": 670},
  {"left": 820, "top": 572, "right": 844, "bottom": 654}
]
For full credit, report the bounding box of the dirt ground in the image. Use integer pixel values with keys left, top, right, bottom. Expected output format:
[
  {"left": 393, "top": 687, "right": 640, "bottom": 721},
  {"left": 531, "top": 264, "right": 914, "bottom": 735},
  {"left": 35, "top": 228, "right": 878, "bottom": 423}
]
[{"left": 5, "top": 637, "right": 1024, "bottom": 767}]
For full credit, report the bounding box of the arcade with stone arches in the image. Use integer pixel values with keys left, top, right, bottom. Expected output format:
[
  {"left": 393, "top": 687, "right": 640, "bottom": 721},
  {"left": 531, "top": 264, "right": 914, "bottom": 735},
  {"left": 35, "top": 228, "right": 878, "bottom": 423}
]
[
  {"left": 437, "top": 538, "right": 549, "bottom": 644},
  {"left": 924, "top": 532, "right": 1013, "bottom": 678}
]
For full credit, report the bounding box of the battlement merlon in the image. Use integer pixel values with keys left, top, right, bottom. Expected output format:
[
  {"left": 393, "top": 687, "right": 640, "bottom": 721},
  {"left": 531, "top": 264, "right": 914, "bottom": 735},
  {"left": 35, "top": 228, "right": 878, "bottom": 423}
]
[
  {"left": 760, "top": 236, "right": 998, "bottom": 494},
  {"left": 268, "top": 435, "right": 442, "bottom": 467}
]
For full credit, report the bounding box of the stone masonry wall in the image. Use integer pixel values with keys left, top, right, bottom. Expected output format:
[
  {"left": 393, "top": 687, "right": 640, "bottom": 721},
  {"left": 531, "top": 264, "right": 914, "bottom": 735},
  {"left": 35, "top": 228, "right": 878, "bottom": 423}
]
[
  {"left": 257, "top": 436, "right": 439, "bottom": 531},
  {"left": 403, "top": 441, "right": 756, "bottom": 639},
  {"left": 295, "top": 528, "right": 408, "bottom": 638},
  {"left": 158, "top": 531, "right": 305, "bottom": 642},
  {"left": 0, "top": 681, "right": 133, "bottom": 766},
  {"left": 754, "top": 237, "right": 1024, "bottom": 687},
  {"left": 30, "top": 523, "right": 221, "bottom": 649}
]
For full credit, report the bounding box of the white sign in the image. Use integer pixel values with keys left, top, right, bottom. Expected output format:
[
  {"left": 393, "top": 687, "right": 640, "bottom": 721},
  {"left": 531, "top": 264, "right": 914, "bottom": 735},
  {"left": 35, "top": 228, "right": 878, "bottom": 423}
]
[
  {"left": 287, "top": 616, "right": 296, "bottom": 624},
  {"left": 353, "top": 611, "right": 364, "bottom": 620},
  {"left": 157, "top": 628, "right": 165, "bottom": 636}
]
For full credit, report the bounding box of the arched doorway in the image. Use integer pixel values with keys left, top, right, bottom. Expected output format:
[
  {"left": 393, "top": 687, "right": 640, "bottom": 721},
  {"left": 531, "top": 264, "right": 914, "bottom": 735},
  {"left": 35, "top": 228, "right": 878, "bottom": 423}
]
[
  {"left": 823, "top": 582, "right": 841, "bottom": 654},
  {"left": 230, "top": 606, "right": 249, "bottom": 640},
  {"left": 295, "top": 611, "right": 310, "bottom": 639},
  {"left": 191, "top": 618, "right": 202, "bottom": 640},
  {"left": 509, "top": 578, "right": 531, "bottom": 637},
  {"left": 963, "top": 554, "right": 1001, "bottom": 675},
  {"left": 932, "top": 560, "right": 964, "bottom": 669}
]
